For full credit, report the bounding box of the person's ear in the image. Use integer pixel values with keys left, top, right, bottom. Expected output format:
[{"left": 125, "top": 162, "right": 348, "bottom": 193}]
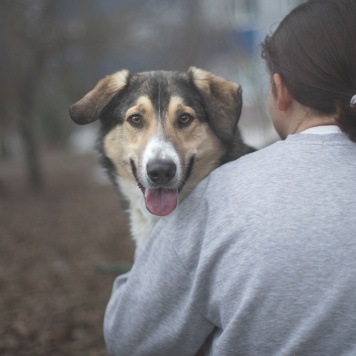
[{"left": 273, "top": 73, "right": 292, "bottom": 112}]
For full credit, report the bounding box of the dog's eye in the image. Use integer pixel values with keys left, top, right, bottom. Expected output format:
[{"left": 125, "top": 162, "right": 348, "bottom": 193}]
[
  {"left": 128, "top": 114, "right": 143, "bottom": 127},
  {"left": 178, "top": 113, "right": 193, "bottom": 127}
]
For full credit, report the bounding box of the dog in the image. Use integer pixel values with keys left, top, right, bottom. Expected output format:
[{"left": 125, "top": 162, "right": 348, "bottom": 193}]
[{"left": 69, "top": 67, "right": 254, "bottom": 251}]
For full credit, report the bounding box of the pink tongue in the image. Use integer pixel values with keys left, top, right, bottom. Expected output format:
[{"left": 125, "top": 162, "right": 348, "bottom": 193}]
[{"left": 145, "top": 188, "right": 178, "bottom": 216}]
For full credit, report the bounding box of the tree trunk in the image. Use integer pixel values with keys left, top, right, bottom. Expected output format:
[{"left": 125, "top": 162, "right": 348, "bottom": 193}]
[
  {"left": 18, "top": 70, "right": 43, "bottom": 191},
  {"left": 19, "top": 114, "right": 42, "bottom": 191}
]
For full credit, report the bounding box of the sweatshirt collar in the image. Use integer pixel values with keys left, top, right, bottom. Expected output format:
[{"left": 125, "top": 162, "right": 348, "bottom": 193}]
[{"left": 299, "top": 125, "right": 342, "bottom": 135}]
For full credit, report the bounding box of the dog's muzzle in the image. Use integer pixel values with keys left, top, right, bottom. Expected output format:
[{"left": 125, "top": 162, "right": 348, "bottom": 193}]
[
  {"left": 144, "top": 159, "right": 178, "bottom": 216},
  {"left": 130, "top": 156, "right": 194, "bottom": 217}
]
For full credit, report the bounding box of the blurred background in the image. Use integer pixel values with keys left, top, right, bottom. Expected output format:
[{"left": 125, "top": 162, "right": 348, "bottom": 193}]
[{"left": 0, "top": 0, "right": 304, "bottom": 354}]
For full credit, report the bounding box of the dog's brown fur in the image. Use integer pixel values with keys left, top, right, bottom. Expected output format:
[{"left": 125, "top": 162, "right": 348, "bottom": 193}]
[{"left": 70, "top": 67, "right": 254, "bottom": 250}]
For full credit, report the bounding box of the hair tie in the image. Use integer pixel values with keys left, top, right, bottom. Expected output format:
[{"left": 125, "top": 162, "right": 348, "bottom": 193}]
[{"left": 351, "top": 95, "right": 356, "bottom": 108}]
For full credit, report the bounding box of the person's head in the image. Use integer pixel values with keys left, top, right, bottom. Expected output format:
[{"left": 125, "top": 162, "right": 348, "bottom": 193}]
[{"left": 261, "top": 0, "right": 356, "bottom": 140}]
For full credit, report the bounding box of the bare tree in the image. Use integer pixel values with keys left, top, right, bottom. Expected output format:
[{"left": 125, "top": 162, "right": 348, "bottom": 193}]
[{"left": 0, "top": 0, "right": 118, "bottom": 190}]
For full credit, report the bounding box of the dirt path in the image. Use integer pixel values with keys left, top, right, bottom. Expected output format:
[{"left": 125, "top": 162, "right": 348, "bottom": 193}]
[{"left": 0, "top": 151, "right": 134, "bottom": 355}]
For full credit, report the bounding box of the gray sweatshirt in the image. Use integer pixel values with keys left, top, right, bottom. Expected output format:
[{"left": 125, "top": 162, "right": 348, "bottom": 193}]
[{"left": 104, "top": 133, "right": 356, "bottom": 356}]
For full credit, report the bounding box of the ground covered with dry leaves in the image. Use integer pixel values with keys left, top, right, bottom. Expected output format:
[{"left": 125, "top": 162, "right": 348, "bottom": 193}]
[{"left": 0, "top": 150, "right": 135, "bottom": 355}]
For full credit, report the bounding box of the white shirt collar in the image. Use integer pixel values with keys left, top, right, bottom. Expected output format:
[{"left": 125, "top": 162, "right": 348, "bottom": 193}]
[{"left": 299, "top": 125, "right": 342, "bottom": 135}]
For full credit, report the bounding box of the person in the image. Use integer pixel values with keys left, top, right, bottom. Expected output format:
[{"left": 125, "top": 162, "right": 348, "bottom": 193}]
[{"left": 104, "top": 0, "right": 356, "bottom": 354}]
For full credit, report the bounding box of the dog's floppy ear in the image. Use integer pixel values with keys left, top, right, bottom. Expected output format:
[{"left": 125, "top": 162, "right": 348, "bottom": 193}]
[
  {"left": 69, "top": 70, "right": 130, "bottom": 125},
  {"left": 188, "top": 67, "right": 242, "bottom": 143}
]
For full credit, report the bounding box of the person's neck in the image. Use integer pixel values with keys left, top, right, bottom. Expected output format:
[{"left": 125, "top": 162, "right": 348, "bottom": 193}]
[
  {"left": 293, "top": 117, "right": 338, "bottom": 134},
  {"left": 288, "top": 103, "right": 337, "bottom": 135}
]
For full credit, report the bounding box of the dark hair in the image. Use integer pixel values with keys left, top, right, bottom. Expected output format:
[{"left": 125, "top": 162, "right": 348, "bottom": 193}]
[{"left": 261, "top": 0, "right": 356, "bottom": 141}]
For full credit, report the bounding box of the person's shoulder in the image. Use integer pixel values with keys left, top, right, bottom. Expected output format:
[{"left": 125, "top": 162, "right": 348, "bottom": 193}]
[
  {"left": 147, "top": 142, "right": 280, "bottom": 273},
  {"left": 153, "top": 141, "right": 283, "bottom": 257},
  {"left": 211, "top": 140, "right": 283, "bottom": 181}
]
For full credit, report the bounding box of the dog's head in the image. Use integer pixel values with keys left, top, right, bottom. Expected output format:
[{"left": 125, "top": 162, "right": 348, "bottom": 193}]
[{"left": 69, "top": 67, "right": 243, "bottom": 216}]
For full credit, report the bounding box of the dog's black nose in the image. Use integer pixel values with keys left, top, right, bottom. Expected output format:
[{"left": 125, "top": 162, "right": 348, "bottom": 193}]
[{"left": 147, "top": 160, "right": 177, "bottom": 184}]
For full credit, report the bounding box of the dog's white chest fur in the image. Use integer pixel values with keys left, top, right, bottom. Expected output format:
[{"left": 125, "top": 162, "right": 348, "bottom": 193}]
[{"left": 118, "top": 178, "right": 159, "bottom": 250}]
